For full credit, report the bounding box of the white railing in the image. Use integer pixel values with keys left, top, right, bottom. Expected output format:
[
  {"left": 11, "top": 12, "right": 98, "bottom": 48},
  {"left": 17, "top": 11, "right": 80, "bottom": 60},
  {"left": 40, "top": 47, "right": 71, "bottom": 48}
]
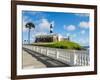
[{"left": 23, "top": 45, "right": 89, "bottom": 66}]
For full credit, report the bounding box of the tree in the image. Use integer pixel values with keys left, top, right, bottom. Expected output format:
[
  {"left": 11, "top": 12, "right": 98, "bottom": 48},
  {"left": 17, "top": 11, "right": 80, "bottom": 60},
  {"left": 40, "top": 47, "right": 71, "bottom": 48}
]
[{"left": 25, "top": 22, "right": 35, "bottom": 44}]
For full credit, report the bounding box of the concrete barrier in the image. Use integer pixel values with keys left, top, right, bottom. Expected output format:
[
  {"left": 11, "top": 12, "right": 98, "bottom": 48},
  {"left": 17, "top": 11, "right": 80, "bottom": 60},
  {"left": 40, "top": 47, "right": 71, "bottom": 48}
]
[{"left": 23, "top": 45, "right": 89, "bottom": 66}]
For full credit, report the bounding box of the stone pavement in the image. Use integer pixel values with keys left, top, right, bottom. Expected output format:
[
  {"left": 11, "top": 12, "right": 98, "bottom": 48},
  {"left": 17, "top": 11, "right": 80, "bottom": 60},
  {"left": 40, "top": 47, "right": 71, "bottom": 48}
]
[{"left": 22, "top": 50, "right": 46, "bottom": 69}]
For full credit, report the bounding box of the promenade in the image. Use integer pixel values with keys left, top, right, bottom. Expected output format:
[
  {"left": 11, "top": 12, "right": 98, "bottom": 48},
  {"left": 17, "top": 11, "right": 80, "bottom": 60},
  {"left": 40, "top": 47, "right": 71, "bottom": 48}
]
[
  {"left": 22, "top": 48, "right": 69, "bottom": 69},
  {"left": 22, "top": 50, "right": 46, "bottom": 69}
]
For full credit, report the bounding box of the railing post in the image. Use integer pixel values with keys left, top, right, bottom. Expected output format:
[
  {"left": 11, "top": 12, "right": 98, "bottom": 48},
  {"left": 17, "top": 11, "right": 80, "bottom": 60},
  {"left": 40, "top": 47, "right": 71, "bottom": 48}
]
[
  {"left": 56, "top": 49, "right": 59, "bottom": 59},
  {"left": 80, "top": 54, "right": 82, "bottom": 66},
  {"left": 46, "top": 48, "right": 48, "bottom": 56},
  {"left": 70, "top": 50, "right": 75, "bottom": 66}
]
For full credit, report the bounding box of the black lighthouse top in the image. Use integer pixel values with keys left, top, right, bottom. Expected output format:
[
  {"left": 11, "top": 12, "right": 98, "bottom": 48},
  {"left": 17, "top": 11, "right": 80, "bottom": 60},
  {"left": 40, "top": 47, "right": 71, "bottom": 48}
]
[
  {"left": 50, "top": 24, "right": 53, "bottom": 33},
  {"left": 50, "top": 24, "right": 53, "bottom": 28}
]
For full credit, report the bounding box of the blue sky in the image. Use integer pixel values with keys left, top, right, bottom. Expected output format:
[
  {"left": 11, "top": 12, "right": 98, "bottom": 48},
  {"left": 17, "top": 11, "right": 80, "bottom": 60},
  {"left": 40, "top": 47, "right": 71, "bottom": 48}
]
[{"left": 22, "top": 11, "right": 90, "bottom": 46}]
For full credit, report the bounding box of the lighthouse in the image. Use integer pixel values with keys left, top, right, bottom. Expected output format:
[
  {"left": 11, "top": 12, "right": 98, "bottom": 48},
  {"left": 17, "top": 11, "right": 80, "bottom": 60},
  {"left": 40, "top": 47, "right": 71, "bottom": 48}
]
[{"left": 50, "top": 24, "right": 53, "bottom": 34}]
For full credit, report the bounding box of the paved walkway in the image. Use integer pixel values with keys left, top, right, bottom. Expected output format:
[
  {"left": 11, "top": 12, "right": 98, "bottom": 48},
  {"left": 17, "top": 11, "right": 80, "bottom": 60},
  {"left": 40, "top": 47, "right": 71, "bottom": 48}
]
[
  {"left": 22, "top": 48, "right": 69, "bottom": 69},
  {"left": 22, "top": 50, "right": 46, "bottom": 69}
]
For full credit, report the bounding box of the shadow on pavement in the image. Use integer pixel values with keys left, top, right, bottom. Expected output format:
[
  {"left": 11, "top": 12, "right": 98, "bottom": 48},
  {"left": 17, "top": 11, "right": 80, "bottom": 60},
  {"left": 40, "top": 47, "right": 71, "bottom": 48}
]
[{"left": 23, "top": 47, "right": 70, "bottom": 68}]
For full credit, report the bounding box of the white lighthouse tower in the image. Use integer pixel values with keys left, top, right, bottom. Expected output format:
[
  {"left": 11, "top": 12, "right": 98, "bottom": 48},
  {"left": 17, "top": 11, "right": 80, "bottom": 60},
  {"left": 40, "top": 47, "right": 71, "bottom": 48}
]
[{"left": 50, "top": 24, "right": 53, "bottom": 34}]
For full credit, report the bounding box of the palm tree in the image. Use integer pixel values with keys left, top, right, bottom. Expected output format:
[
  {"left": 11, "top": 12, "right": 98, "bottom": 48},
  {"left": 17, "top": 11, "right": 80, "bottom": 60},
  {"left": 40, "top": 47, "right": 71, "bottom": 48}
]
[{"left": 25, "top": 22, "right": 35, "bottom": 44}]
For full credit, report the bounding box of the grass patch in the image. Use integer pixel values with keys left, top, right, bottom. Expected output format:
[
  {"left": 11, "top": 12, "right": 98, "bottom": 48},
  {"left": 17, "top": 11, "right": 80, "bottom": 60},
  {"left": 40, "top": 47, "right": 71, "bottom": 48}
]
[{"left": 32, "top": 41, "right": 84, "bottom": 50}]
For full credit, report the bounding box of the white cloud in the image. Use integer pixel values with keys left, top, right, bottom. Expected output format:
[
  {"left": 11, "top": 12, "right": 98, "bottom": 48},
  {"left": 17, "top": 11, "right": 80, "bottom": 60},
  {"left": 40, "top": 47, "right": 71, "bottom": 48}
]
[
  {"left": 22, "top": 17, "right": 55, "bottom": 36},
  {"left": 32, "top": 32, "right": 48, "bottom": 38},
  {"left": 66, "top": 33, "right": 76, "bottom": 38},
  {"left": 23, "top": 16, "right": 29, "bottom": 22},
  {"left": 23, "top": 11, "right": 43, "bottom": 17},
  {"left": 81, "top": 30, "right": 86, "bottom": 34},
  {"left": 79, "top": 21, "right": 89, "bottom": 29},
  {"left": 38, "top": 19, "right": 50, "bottom": 31},
  {"left": 37, "top": 18, "right": 55, "bottom": 32},
  {"left": 71, "top": 34, "right": 77, "bottom": 38},
  {"left": 29, "top": 12, "right": 39, "bottom": 15},
  {"left": 78, "top": 38, "right": 89, "bottom": 46},
  {"left": 73, "top": 37, "right": 89, "bottom": 46},
  {"left": 64, "top": 25, "right": 76, "bottom": 31},
  {"left": 66, "top": 33, "right": 70, "bottom": 36},
  {"left": 30, "top": 18, "right": 55, "bottom": 39},
  {"left": 22, "top": 21, "right": 28, "bottom": 32},
  {"left": 75, "top": 13, "right": 89, "bottom": 17}
]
